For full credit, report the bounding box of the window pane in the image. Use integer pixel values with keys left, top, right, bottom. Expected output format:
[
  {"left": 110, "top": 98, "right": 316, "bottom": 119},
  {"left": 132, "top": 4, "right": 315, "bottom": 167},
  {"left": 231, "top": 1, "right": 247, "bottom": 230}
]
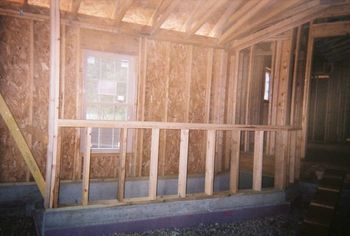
[
  {"left": 100, "top": 105, "right": 115, "bottom": 120},
  {"left": 98, "top": 80, "right": 116, "bottom": 96},
  {"left": 91, "top": 128, "right": 99, "bottom": 148},
  {"left": 115, "top": 106, "right": 127, "bottom": 121},
  {"left": 86, "top": 56, "right": 100, "bottom": 80},
  {"left": 86, "top": 105, "right": 99, "bottom": 120},
  {"left": 101, "top": 58, "right": 115, "bottom": 80},
  {"left": 116, "top": 82, "right": 127, "bottom": 102},
  {"left": 100, "top": 128, "right": 113, "bottom": 148},
  {"left": 113, "top": 128, "right": 120, "bottom": 149},
  {"left": 86, "top": 80, "right": 98, "bottom": 102}
]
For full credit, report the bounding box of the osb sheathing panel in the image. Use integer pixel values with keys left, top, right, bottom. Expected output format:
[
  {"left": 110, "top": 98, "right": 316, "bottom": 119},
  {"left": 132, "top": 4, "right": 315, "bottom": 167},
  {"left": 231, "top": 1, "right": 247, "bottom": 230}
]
[
  {"left": 80, "top": 28, "right": 139, "bottom": 55},
  {"left": 0, "top": 16, "right": 31, "bottom": 182},
  {"left": 60, "top": 26, "right": 80, "bottom": 180},
  {"left": 188, "top": 46, "right": 209, "bottom": 174},
  {"left": 164, "top": 43, "right": 189, "bottom": 175},
  {"left": 32, "top": 20, "right": 49, "bottom": 177},
  {"left": 142, "top": 39, "right": 168, "bottom": 175}
]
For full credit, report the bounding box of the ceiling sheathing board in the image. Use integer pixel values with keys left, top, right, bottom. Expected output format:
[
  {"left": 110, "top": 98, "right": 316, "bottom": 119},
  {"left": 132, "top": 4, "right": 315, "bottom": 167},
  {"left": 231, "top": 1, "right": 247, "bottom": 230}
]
[
  {"left": 195, "top": 2, "right": 228, "bottom": 38},
  {"left": 161, "top": 0, "right": 200, "bottom": 32},
  {"left": 122, "top": 0, "right": 162, "bottom": 26},
  {"left": 79, "top": 0, "right": 116, "bottom": 19},
  {"left": 28, "top": 0, "right": 71, "bottom": 11}
]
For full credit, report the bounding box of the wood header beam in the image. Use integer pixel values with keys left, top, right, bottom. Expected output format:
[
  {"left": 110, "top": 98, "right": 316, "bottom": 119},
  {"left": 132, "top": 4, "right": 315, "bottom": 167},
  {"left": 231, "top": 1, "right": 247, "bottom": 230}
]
[{"left": 311, "top": 21, "right": 350, "bottom": 38}]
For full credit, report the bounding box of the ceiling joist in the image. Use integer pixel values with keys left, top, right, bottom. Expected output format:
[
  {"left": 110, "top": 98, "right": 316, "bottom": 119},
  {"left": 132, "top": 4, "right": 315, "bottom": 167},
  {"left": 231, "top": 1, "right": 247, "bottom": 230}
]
[
  {"left": 219, "top": 0, "right": 272, "bottom": 44},
  {"left": 112, "top": 0, "right": 134, "bottom": 25},
  {"left": 149, "top": 0, "right": 181, "bottom": 35}
]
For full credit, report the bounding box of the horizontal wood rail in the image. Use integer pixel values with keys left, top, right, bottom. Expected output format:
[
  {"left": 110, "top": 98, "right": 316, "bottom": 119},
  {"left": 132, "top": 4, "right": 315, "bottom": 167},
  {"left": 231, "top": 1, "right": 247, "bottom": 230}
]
[
  {"left": 58, "top": 119, "right": 300, "bottom": 131},
  {"left": 53, "top": 119, "right": 301, "bottom": 207}
]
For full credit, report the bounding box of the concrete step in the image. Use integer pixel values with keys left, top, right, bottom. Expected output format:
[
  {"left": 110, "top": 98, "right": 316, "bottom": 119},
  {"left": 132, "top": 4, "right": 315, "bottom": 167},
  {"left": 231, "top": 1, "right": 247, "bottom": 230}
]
[
  {"left": 310, "top": 189, "right": 339, "bottom": 209},
  {"left": 300, "top": 221, "right": 329, "bottom": 236},
  {"left": 304, "top": 205, "right": 334, "bottom": 227}
]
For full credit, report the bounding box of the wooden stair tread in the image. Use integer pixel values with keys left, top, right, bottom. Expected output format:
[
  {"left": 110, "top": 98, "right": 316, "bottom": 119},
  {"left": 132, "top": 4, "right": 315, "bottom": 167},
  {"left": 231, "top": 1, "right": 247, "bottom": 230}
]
[
  {"left": 319, "top": 177, "right": 343, "bottom": 191},
  {"left": 300, "top": 222, "right": 329, "bottom": 236},
  {"left": 304, "top": 205, "right": 334, "bottom": 226},
  {"left": 311, "top": 189, "right": 339, "bottom": 208},
  {"left": 324, "top": 169, "right": 345, "bottom": 179}
]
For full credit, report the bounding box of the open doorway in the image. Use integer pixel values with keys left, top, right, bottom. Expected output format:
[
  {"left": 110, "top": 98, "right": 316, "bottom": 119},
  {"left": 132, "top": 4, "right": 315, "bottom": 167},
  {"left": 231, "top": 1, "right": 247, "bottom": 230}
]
[{"left": 306, "top": 35, "right": 350, "bottom": 164}]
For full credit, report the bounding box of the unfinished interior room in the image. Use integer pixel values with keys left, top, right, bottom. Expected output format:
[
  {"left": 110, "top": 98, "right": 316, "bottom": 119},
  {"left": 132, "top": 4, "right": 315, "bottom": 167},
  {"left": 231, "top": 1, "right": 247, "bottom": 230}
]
[{"left": 0, "top": 0, "right": 350, "bottom": 235}]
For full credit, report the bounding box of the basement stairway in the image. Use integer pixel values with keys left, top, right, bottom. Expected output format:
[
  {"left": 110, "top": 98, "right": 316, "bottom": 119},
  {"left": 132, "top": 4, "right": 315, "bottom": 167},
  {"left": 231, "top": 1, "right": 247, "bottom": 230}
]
[{"left": 300, "top": 169, "right": 350, "bottom": 236}]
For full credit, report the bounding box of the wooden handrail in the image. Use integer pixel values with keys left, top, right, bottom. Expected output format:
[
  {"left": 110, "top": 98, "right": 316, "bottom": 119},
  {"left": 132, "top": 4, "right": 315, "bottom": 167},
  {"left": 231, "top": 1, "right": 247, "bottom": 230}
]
[{"left": 58, "top": 119, "right": 301, "bottom": 131}]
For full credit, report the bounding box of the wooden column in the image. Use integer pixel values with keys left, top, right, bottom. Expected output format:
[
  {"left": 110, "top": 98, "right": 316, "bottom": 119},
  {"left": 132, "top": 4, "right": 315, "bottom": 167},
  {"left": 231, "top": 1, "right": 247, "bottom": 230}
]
[
  {"left": 274, "top": 130, "right": 288, "bottom": 189},
  {"left": 149, "top": 128, "right": 160, "bottom": 200},
  {"left": 301, "top": 23, "right": 314, "bottom": 158},
  {"left": 82, "top": 128, "right": 92, "bottom": 206},
  {"left": 178, "top": 129, "right": 189, "bottom": 198},
  {"left": 253, "top": 130, "right": 264, "bottom": 191},
  {"left": 45, "top": 0, "right": 61, "bottom": 208},
  {"left": 289, "top": 130, "right": 297, "bottom": 183},
  {"left": 244, "top": 46, "right": 254, "bottom": 152},
  {"left": 230, "top": 130, "right": 240, "bottom": 193},
  {"left": 117, "top": 128, "right": 128, "bottom": 201},
  {"left": 205, "top": 130, "right": 216, "bottom": 195}
]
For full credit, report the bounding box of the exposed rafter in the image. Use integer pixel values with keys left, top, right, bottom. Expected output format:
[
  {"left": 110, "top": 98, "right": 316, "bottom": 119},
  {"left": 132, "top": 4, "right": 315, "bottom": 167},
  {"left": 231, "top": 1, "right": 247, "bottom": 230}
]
[
  {"left": 230, "top": 4, "right": 330, "bottom": 50},
  {"left": 210, "top": 0, "right": 243, "bottom": 37},
  {"left": 219, "top": 0, "right": 272, "bottom": 44},
  {"left": 71, "top": 0, "right": 82, "bottom": 16},
  {"left": 149, "top": 0, "right": 181, "bottom": 35},
  {"left": 184, "top": 0, "right": 223, "bottom": 36},
  {"left": 112, "top": 0, "right": 134, "bottom": 24},
  {"left": 223, "top": 0, "right": 305, "bottom": 43},
  {"left": 219, "top": 0, "right": 261, "bottom": 38}
]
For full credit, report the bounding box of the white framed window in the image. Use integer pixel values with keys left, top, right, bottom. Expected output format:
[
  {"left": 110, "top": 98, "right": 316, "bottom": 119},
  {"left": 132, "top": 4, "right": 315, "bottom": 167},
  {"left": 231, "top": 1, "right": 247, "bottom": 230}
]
[
  {"left": 263, "top": 67, "right": 271, "bottom": 101},
  {"left": 83, "top": 50, "right": 136, "bottom": 152}
]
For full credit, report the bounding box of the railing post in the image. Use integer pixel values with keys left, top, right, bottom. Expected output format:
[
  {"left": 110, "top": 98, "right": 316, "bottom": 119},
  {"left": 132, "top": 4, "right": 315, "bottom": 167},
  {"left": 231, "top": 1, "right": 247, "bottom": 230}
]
[
  {"left": 118, "top": 128, "right": 128, "bottom": 201},
  {"left": 82, "top": 127, "right": 92, "bottom": 206},
  {"left": 178, "top": 129, "right": 189, "bottom": 198},
  {"left": 289, "top": 130, "right": 297, "bottom": 183},
  {"left": 205, "top": 130, "right": 216, "bottom": 196},
  {"left": 149, "top": 128, "right": 160, "bottom": 200},
  {"left": 253, "top": 130, "right": 264, "bottom": 191},
  {"left": 230, "top": 130, "right": 240, "bottom": 193},
  {"left": 274, "top": 130, "right": 288, "bottom": 190}
]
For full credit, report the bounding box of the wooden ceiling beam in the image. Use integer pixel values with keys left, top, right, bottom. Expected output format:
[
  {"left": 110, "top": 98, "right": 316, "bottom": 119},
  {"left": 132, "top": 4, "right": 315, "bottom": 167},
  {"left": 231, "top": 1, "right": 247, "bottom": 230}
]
[
  {"left": 184, "top": 0, "right": 223, "bottom": 36},
  {"left": 149, "top": 0, "right": 181, "bottom": 35},
  {"left": 0, "top": 3, "right": 221, "bottom": 48},
  {"left": 230, "top": 4, "right": 330, "bottom": 50},
  {"left": 224, "top": 0, "right": 305, "bottom": 43},
  {"left": 71, "top": 0, "right": 82, "bottom": 15},
  {"left": 311, "top": 21, "right": 350, "bottom": 38},
  {"left": 219, "top": 0, "right": 272, "bottom": 44},
  {"left": 112, "top": 0, "right": 134, "bottom": 24},
  {"left": 210, "top": 0, "right": 243, "bottom": 37}
]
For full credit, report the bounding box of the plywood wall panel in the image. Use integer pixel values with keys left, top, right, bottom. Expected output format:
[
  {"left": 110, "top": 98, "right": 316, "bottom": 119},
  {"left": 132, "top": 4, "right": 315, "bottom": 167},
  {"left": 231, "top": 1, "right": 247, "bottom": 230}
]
[
  {"left": 80, "top": 28, "right": 139, "bottom": 55},
  {"left": 0, "top": 16, "right": 31, "bottom": 182},
  {"left": 164, "top": 43, "right": 189, "bottom": 175},
  {"left": 32, "top": 20, "right": 50, "bottom": 177},
  {"left": 60, "top": 25, "right": 80, "bottom": 180},
  {"left": 188, "top": 46, "right": 209, "bottom": 174}
]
